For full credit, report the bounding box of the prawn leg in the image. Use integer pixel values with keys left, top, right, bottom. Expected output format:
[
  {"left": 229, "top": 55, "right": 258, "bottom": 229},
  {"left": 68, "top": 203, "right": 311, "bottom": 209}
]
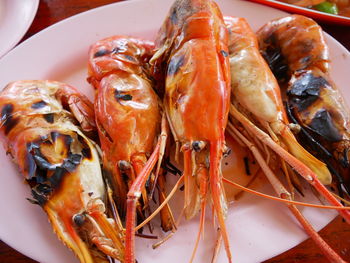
[
  {"left": 230, "top": 104, "right": 350, "bottom": 223},
  {"left": 125, "top": 113, "right": 168, "bottom": 263},
  {"left": 228, "top": 122, "right": 346, "bottom": 262}
]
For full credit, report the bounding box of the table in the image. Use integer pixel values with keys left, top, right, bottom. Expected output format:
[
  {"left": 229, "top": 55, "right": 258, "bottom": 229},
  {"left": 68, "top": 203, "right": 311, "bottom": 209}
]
[{"left": 0, "top": 0, "right": 349, "bottom": 262}]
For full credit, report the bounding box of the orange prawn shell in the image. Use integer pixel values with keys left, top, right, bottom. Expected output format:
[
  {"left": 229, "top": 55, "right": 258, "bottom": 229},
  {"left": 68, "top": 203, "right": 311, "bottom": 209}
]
[
  {"left": 89, "top": 35, "right": 161, "bottom": 162},
  {"left": 88, "top": 36, "right": 163, "bottom": 216},
  {"left": 95, "top": 73, "right": 161, "bottom": 162},
  {"left": 0, "top": 80, "right": 117, "bottom": 263},
  {"left": 257, "top": 15, "right": 329, "bottom": 74},
  {"left": 156, "top": 0, "right": 231, "bottom": 142},
  {"left": 151, "top": 0, "right": 233, "bottom": 260},
  {"left": 0, "top": 80, "right": 95, "bottom": 169},
  {"left": 225, "top": 16, "right": 288, "bottom": 124},
  {"left": 88, "top": 36, "right": 155, "bottom": 84}
]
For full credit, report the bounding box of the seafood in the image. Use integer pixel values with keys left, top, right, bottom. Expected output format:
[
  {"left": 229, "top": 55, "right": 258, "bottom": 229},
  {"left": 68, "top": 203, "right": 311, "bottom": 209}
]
[
  {"left": 225, "top": 16, "right": 331, "bottom": 185},
  {"left": 87, "top": 36, "right": 172, "bottom": 263},
  {"left": 226, "top": 14, "right": 350, "bottom": 224},
  {"left": 225, "top": 16, "right": 346, "bottom": 262},
  {"left": 257, "top": 14, "right": 350, "bottom": 196},
  {"left": 151, "top": 0, "right": 232, "bottom": 261},
  {"left": 0, "top": 80, "right": 124, "bottom": 263}
]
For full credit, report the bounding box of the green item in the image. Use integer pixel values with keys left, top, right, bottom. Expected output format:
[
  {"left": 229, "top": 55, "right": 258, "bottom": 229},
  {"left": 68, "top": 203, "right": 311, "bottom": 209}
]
[{"left": 314, "top": 1, "right": 338, "bottom": 14}]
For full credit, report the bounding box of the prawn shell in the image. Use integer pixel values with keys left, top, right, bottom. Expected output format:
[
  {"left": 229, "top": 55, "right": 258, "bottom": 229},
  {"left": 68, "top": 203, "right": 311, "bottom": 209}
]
[
  {"left": 157, "top": 0, "right": 231, "bottom": 142},
  {"left": 225, "top": 16, "right": 285, "bottom": 124},
  {"left": 0, "top": 80, "right": 114, "bottom": 263},
  {"left": 88, "top": 36, "right": 162, "bottom": 216},
  {"left": 257, "top": 15, "right": 329, "bottom": 79}
]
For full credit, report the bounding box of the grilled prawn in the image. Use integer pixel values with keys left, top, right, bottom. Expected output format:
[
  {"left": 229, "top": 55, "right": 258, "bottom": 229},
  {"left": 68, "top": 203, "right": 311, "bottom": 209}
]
[
  {"left": 88, "top": 36, "right": 173, "bottom": 263},
  {"left": 151, "top": 0, "right": 232, "bottom": 261},
  {"left": 257, "top": 14, "right": 350, "bottom": 196},
  {"left": 226, "top": 15, "right": 350, "bottom": 224},
  {"left": 0, "top": 80, "right": 124, "bottom": 263},
  {"left": 225, "top": 16, "right": 347, "bottom": 262}
]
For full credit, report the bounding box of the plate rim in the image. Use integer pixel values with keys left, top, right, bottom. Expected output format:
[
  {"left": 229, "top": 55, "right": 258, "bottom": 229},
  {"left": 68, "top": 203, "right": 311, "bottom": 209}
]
[
  {"left": 0, "top": 0, "right": 40, "bottom": 58},
  {"left": 0, "top": 0, "right": 348, "bottom": 263}
]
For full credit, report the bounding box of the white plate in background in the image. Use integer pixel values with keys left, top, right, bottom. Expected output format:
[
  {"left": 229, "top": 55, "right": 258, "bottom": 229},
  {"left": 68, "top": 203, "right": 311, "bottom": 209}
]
[{"left": 0, "top": 0, "right": 39, "bottom": 58}]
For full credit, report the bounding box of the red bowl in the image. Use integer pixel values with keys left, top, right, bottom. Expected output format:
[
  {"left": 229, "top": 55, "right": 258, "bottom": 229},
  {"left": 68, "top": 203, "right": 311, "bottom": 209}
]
[{"left": 245, "top": 0, "right": 350, "bottom": 26}]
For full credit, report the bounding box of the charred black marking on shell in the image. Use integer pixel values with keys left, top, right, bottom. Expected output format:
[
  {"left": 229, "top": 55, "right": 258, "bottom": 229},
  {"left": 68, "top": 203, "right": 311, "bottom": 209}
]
[
  {"left": 286, "top": 101, "right": 333, "bottom": 159},
  {"left": 261, "top": 33, "right": 289, "bottom": 81},
  {"left": 288, "top": 73, "right": 328, "bottom": 111},
  {"left": 50, "top": 131, "right": 59, "bottom": 142},
  {"left": 43, "top": 113, "right": 54, "bottom": 123},
  {"left": 26, "top": 149, "right": 37, "bottom": 180},
  {"left": 1, "top": 104, "right": 19, "bottom": 135},
  {"left": 94, "top": 49, "right": 110, "bottom": 58},
  {"left": 36, "top": 183, "right": 52, "bottom": 195},
  {"left": 33, "top": 150, "right": 57, "bottom": 170},
  {"left": 220, "top": 50, "right": 228, "bottom": 57},
  {"left": 28, "top": 182, "right": 53, "bottom": 206},
  {"left": 309, "top": 109, "right": 342, "bottom": 142},
  {"left": 63, "top": 133, "right": 73, "bottom": 146},
  {"left": 25, "top": 132, "right": 83, "bottom": 205},
  {"left": 31, "top": 188, "right": 48, "bottom": 206},
  {"left": 1, "top": 104, "right": 14, "bottom": 121},
  {"left": 168, "top": 54, "right": 185, "bottom": 76},
  {"left": 77, "top": 134, "right": 92, "bottom": 160},
  {"left": 112, "top": 47, "right": 120, "bottom": 54},
  {"left": 170, "top": 7, "right": 178, "bottom": 24},
  {"left": 81, "top": 147, "right": 92, "bottom": 159},
  {"left": 26, "top": 198, "right": 39, "bottom": 205},
  {"left": 287, "top": 101, "right": 350, "bottom": 196},
  {"left": 31, "top": 100, "right": 47, "bottom": 109},
  {"left": 49, "top": 167, "right": 65, "bottom": 188},
  {"left": 115, "top": 89, "right": 133, "bottom": 101},
  {"left": 63, "top": 153, "right": 82, "bottom": 172},
  {"left": 26, "top": 140, "right": 55, "bottom": 171},
  {"left": 262, "top": 46, "right": 289, "bottom": 82}
]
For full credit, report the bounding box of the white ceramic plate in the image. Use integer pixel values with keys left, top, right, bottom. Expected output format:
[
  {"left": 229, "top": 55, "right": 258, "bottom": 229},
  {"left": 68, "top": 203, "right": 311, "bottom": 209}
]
[
  {"left": 0, "top": 0, "right": 349, "bottom": 262},
  {"left": 0, "top": 0, "right": 39, "bottom": 58}
]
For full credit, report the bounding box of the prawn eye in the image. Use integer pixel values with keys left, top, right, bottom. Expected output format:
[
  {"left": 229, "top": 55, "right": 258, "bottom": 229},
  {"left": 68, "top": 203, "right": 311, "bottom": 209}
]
[
  {"left": 118, "top": 160, "right": 131, "bottom": 171},
  {"left": 192, "top": 141, "right": 206, "bottom": 152},
  {"left": 73, "top": 214, "right": 86, "bottom": 226},
  {"left": 220, "top": 50, "right": 228, "bottom": 57},
  {"left": 223, "top": 146, "right": 231, "bottom": 157}
]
